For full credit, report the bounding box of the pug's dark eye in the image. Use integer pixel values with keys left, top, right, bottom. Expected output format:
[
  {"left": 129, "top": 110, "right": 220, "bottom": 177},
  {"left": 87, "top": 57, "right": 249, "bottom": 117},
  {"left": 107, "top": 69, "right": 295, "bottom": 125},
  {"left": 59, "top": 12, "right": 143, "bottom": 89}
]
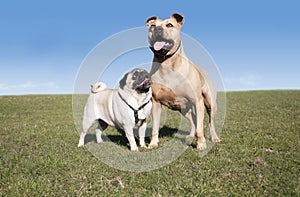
[
  {"left": 166, "top": 23, "right": 173, "bottom": 28},
  {"left": 151, "top": 24, "right": 156, "bottom": 27},
  {"left": 132, "top": 73, "right": 138, "bottom": 80}
]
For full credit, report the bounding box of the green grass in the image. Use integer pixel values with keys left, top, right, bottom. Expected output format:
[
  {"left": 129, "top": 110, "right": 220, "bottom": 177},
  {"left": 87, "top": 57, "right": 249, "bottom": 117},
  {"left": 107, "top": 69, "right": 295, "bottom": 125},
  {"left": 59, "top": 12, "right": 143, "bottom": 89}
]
[{"left": 0, "top": 91, "right": 299, "bottom": 196}]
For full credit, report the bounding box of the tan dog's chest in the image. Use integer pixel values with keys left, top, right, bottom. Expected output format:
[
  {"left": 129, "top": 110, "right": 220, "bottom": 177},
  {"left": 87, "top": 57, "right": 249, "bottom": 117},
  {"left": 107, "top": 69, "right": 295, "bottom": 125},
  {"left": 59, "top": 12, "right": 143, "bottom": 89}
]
[
  {"left": 151, "top": 65, "right": 197, "bottom": 111},
  {"left": 150, "top": 58, "right": 204, "bottom": 110},
  {"left": 151, "top": 82, "right": 190, "bottom": 110}
]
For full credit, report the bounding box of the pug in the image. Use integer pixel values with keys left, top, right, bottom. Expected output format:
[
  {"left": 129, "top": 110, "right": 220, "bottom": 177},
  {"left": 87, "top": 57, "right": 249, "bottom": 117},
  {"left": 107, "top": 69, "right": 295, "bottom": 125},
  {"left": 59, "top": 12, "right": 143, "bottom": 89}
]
[{"left": 77, "top": 68, "right": 152, "bottom": 151}]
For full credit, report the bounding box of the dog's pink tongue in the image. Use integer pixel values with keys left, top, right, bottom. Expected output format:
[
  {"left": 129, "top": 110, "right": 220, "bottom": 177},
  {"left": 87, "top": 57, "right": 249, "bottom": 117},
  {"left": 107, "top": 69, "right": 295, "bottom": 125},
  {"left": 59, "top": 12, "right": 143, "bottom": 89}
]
[{"left": 154, "top": 41, "right": 166, "bottom": 51}]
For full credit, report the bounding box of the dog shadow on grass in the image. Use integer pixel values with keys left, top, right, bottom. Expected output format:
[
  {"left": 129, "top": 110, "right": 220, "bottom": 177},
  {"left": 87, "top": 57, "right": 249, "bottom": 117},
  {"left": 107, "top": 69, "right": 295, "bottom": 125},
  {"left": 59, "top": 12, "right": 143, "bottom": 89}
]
[
  {"left": 82, "top": 131, "right": 127, "bottom": 147},
  {"left": 83, "top": 126, "right": 186, "bottom": 148}
]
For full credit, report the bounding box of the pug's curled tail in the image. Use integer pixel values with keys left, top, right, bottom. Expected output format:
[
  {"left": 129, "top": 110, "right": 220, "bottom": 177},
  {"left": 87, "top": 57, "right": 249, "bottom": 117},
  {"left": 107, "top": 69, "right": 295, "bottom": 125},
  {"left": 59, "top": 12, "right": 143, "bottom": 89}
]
[{"left": 91, "top": 82, "right": 107, "bottom": 93}]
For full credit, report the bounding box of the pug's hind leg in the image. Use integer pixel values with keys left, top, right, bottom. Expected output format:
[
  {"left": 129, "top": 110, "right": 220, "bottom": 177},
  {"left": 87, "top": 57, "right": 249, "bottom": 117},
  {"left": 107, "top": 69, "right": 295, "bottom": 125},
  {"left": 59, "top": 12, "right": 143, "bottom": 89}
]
[
  {"left": 78, "top": 132, "right": 87, "bottom": 147},
  {"left": 96, "top": 119, "right": 108, "bottom": 143},
  {"left": 78, "top": 114, "right": 95, "bottom": 147}
]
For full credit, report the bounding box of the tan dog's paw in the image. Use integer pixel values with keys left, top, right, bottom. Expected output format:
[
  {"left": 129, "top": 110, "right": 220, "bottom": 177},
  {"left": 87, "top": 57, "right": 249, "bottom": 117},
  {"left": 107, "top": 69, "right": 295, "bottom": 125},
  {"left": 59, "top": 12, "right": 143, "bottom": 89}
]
[
  {"left": 148, "top": 142, "right": 158, "bottom": 149},
  {"left": 197, "top": 141, "right": 207, "bottom": 150},
  {"left": 212, "top": 137, "right": 221, "bottom": 143},
  {"left": 148, "top": 135, "right": 159, "bottom": 149}
]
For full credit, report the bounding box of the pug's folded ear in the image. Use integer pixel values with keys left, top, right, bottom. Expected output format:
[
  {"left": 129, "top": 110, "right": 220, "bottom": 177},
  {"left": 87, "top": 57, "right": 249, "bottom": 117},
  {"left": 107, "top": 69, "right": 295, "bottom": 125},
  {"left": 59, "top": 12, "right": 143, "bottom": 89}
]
[
  {"left": 146, "top": 16, "right": 158, "bottom": 28},
  {"left": 119, "top": 73, "right": 129, "bottom": 89}
]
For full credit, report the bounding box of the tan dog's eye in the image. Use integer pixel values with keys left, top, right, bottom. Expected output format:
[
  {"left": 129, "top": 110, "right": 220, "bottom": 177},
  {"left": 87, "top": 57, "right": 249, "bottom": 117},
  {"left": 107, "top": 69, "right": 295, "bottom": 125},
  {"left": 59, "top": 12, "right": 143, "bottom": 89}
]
[
  {"left": 151, "top": 24, "right": 156, "bottom": 27},
  {"left": 166, "top": 23, "right": 173, "bottom": 28}
]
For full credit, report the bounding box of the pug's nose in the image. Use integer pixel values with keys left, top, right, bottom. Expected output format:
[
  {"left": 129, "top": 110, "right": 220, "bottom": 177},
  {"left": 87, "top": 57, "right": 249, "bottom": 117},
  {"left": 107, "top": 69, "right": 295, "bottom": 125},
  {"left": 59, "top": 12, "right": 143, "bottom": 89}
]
[
  {"left": 154, "top": 26, "right": 163, "bottom": 35},
  {"left": 142, "top": 72, "right": 149, "bottom": 78}
]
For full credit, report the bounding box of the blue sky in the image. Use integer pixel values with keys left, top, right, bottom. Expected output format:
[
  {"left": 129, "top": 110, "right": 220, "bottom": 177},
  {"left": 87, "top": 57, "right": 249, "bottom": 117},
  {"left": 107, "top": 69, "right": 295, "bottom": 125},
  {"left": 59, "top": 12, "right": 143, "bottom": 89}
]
[{"left": 0, "top": 0, "right": 299, "bottom": 95}]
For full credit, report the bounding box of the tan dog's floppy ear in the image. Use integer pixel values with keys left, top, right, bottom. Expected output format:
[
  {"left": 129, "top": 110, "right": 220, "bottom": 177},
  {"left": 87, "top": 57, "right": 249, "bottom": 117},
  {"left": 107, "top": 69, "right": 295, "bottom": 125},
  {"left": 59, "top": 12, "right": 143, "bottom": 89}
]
[
  {"left": 146, "top": 16, "right": 158, "bottom": 28},
  {"left": 171, "top": 13, "right": 184, "bottom": 26}
]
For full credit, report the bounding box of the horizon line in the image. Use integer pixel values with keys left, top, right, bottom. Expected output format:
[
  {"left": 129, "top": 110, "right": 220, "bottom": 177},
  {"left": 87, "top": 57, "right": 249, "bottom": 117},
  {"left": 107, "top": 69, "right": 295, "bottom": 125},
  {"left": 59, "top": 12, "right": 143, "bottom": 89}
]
[{"left": 1, "top": 88, "right": 299, "bottom": 96}]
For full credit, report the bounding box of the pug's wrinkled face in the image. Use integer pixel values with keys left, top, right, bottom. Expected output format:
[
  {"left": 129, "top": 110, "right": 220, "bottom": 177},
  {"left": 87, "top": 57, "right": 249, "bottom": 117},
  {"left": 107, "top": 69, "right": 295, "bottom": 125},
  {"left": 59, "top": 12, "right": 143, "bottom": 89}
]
[
  {"left": 146, "top": 13, "right": 184, "bottom": 56},
  {"left": 119, "top": 68, "right": 151, "bottom": 94}
]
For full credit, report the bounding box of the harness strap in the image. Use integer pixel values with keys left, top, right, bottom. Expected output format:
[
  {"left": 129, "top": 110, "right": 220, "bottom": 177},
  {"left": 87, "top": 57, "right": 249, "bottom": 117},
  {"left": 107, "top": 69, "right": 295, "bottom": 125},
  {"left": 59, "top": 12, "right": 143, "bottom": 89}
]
[{"left": 118, "top": 92, "right": 150, "bottom": 124}]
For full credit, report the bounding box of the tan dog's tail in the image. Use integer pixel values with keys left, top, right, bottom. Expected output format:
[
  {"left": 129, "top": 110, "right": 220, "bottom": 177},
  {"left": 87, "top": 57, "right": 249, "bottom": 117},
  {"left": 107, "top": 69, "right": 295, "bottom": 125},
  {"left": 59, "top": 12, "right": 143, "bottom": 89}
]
[{"left": 91, "top": 82, "right": 107, "bottom": 93}]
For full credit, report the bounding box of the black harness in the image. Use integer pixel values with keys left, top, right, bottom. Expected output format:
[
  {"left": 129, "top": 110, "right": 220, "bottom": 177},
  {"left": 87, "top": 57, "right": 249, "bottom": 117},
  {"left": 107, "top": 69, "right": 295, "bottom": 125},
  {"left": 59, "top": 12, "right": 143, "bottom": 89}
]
[{"left": 118, "top": 92, "right": 150, "bottom": 125}]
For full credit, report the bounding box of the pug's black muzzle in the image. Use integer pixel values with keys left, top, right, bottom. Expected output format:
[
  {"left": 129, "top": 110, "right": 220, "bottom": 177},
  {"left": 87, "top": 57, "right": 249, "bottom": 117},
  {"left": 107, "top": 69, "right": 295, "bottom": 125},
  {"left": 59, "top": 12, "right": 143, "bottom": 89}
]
[{"left": 134, "top": 71, "right": 151, "bottom": 93}]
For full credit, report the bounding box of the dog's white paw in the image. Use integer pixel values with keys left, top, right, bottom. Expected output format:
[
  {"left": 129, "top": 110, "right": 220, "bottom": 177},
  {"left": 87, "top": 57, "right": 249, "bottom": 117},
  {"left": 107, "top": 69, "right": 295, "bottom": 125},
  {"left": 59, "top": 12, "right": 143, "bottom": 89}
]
[
  {"left": 130, "top": 146, "right": 139, "bottom": 152},
  {"left": 140, "top": 144, "right": 148, "bottom": 149},
  {"left": 140, "top": 139, "right": 149, "bottom": 149},
  {"left": 197, "top": 141, "right": 207, "bottom": 150},
  {"left": 96, "top": 138, "right": 103, "bottom": 144},
  {"left": 96, "top": 135, "right": 103, "bottom": 144},
  {"left": 78, "top": 141, "right": 84, "bottom": 147},
  {"left": 78, "top": 133, "right": 86, "bottom": 147},
  {"left": 95, "top": 129, "right": 103, "bottom": 143}
]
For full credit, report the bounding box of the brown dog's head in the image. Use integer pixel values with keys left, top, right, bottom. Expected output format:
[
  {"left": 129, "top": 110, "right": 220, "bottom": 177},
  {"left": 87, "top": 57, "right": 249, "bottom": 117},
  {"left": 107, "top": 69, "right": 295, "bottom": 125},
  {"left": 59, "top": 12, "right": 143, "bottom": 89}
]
[{"left": 146, "top": 13, "right": 184, "bottom": 57}]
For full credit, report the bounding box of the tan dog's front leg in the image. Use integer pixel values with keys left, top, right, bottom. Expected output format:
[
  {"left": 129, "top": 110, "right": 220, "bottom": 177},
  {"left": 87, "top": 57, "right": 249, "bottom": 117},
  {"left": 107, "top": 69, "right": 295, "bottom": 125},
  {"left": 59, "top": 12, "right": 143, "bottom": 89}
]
[
  {"left": 148, "top": 101, "right": 162, "bottom": 149},
  {"left": 195, "top": 99, "right": 206, "bottom": 150},
  {"left": 183, "top": 108, "right": 196, "bottom": 145}
]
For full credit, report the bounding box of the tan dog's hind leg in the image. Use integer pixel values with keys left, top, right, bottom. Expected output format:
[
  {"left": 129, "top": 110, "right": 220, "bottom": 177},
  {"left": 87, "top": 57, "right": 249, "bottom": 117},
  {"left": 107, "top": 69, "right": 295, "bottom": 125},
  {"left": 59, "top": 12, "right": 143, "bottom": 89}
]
[
  {"left": 203, "top": 91, "right": 221, "bottom": 143},
  {"left": 148, "top": 101, "right": 162, "bottom": 149},
  {"left": 208, "top": 107, "right": 221, "bottom": 143},
  {"left": 195, "top": 99, "right": 206, "bottom": 150}
]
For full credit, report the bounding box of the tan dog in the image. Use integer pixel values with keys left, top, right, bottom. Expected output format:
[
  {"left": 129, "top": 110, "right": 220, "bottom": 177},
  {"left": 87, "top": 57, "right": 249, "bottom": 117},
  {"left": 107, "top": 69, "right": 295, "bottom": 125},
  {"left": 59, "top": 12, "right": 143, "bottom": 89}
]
[{"left": 146, "top": 13, "right": 221, "bottom": 150}]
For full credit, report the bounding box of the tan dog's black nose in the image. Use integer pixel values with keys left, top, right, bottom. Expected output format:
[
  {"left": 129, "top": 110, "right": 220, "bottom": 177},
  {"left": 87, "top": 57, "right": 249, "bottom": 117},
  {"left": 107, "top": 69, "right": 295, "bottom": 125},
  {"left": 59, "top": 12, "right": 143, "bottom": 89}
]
[{"left": 154, "top": 26, "right": 163, "bottom": 35}]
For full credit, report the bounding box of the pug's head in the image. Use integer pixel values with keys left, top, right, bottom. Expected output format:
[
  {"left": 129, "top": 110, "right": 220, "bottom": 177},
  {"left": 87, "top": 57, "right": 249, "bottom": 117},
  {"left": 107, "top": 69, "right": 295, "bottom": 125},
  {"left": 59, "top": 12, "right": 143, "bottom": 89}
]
[{"left": 119, "top": 68, "right": 151, "bottom": 94}]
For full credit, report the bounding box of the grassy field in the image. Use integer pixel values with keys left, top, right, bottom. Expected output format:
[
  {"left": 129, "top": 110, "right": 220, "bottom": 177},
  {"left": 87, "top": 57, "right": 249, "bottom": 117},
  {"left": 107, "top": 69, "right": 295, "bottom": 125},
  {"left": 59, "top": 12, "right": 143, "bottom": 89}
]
[{"left": 0, "top": 91, "right": 299, "bottom": 196}]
